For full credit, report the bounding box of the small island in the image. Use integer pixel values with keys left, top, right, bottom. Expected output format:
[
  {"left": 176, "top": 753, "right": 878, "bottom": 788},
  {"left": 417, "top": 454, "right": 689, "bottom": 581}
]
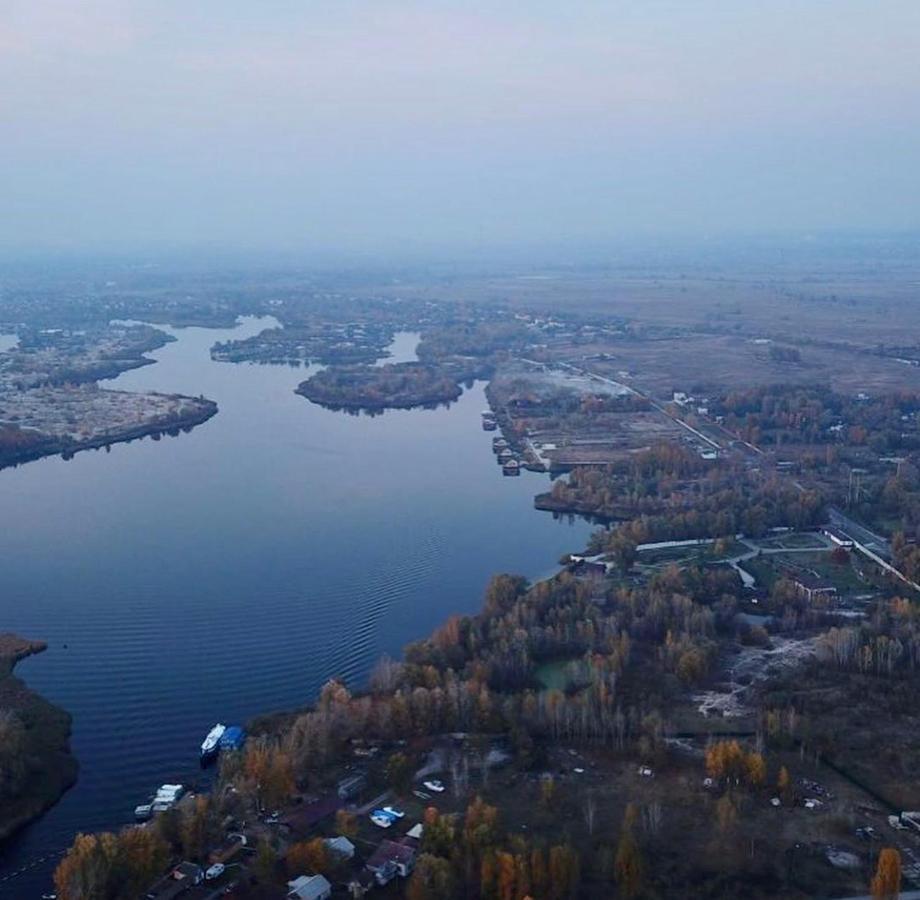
[
  {"left": 296, "top": 361, "right": 466, "bottom": 412},
  {"left": 0, "top": 634, "right": 77, "bottom": 843}
]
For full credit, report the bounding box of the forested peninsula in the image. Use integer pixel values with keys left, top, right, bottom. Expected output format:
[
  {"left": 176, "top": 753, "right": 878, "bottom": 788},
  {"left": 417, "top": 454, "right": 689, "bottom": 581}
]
[{"left": 0, "top": 634, "right": 77, "bottom": 843}]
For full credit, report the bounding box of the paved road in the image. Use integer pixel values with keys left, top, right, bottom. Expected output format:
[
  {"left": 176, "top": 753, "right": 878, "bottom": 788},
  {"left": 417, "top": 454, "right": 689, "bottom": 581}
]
[{"left": 828, "top": 507, "right": 893, "bottom": 560}]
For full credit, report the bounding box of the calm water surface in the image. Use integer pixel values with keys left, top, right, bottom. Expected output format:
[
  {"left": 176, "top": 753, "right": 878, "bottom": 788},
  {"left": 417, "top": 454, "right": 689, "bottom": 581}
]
[{"left": 0, "top": 318, "right": 591, "bottom": 891}]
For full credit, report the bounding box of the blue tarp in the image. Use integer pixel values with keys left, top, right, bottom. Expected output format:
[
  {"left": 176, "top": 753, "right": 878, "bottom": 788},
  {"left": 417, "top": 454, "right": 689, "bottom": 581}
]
[{"left": 219, "top": 725, "right": 246, "bottom": 750}]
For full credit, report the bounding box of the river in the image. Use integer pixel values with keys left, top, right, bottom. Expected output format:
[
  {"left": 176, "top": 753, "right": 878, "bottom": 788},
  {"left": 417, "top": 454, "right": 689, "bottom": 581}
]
[{"left": 0, "top": 317, "right": 591, "bottom": 892}]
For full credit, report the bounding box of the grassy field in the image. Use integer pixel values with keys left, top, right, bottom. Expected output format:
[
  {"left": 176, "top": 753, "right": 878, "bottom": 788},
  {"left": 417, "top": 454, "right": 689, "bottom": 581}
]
[{"left": 744, "top": 551, "right": 876, "bottom": 596}]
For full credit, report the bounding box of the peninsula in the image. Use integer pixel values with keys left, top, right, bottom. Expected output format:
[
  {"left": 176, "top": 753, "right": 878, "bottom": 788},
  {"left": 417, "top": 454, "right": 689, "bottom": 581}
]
[
  {"left": 0, "top": 634, "right": 77, "bottom": 843},
  {"left": 0, "top": 323, "right": 219, "bottom": 470}
]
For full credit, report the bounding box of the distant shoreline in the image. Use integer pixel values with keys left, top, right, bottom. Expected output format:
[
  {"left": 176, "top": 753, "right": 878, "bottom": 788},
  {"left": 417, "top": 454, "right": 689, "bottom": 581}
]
[{"left": 0, "top": 635, "right": 78, "bottom": 844}]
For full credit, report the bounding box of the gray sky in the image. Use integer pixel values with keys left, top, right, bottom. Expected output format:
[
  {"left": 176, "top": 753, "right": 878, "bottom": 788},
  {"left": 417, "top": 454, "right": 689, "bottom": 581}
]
[{"left": 2, "top": 1, "right": 919, "bottom": 255}]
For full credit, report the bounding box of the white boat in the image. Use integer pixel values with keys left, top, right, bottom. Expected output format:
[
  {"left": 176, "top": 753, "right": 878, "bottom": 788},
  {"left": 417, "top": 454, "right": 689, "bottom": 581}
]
[{"left": 200, "top": 723, "right": 226, "bottom": 763}]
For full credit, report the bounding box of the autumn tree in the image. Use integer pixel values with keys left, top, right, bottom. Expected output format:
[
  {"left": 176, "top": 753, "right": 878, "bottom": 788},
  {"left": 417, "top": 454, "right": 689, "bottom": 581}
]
[
  {"left": 777, "top": 766, "right": 792, "bottom": 804},
  {"left": 286, "top": 838, "right": 330, "bottom": 876},
  {"left": 496, "top": 850, "right": 517, "bottom": 900},
  {"left": 547, "top": 844, "right": 580, "bottom": 900},
  {"left": 540, "top": 774, "right": 556, "bottom": 808},
  {"left": 716, "top": 794, "right": 737, "bottom": 834},
  {"left": 614, "top": 804, "right": 644, "bottom": 900},
  {"left": 406, "top": 853, "right": 454, "bottom": 900},
  {"left": 421, "top": 807, "right": 456, "bottom": 859},
  {"left": 241, "top": 739, "right": 295, "bottom": 811},
  {"left": 610, "top": 531, "right": 638, "bottom": 574},
  {"left": 385, "top": 751, "right": 412, "bottom": 794},
  {"left": 253, "top": 839, "right": 279, "bottom": 885},
  {"left": 335, "top": 808, "right": 358, "bottom": 839},
  {"left": 871, "top": 848, "right": 901, "bottom": 900},
  {"left": 54, "top": 828, "right": 168, "bottom": 900},
  {"left": 464, "top": 796, "right": 500, "bottom": 884},
  {"left": 744, "top": 751, "right": 766, "bottom": 789},
  {"left": 531, "top": 847, "right": 548, "bottom": 898}
]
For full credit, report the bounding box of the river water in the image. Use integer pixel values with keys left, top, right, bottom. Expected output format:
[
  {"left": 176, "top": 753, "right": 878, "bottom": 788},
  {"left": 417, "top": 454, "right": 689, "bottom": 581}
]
[{"left": 0, "top": 317, "right": 591, "bottom": 892}]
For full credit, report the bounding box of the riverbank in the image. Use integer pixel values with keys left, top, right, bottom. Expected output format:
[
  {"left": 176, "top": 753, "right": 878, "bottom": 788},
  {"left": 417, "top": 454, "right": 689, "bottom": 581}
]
[
  {"left": 0, "top": 635, "right": 77, "bottom": 844},
  {"left": 533, "top": 491, "right": 623, "bottom": 522}
]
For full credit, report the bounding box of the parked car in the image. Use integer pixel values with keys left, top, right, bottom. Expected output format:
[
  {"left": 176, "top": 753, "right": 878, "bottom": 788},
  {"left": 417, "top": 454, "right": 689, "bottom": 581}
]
[
  {"left": 206, "top": 863, "right": 226, "bottom": 880},
  {"left": 423, "top": 780, "right": 445, "bottom": 793},
  {"left": 371, "top": 812, "right": 394, "bottom": 828},
  {"left": 382, "top": 805, "right": 405, "bottom": 819}
]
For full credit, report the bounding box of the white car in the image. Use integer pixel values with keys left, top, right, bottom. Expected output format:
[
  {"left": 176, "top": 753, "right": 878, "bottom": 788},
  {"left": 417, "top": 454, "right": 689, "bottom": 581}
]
[
  {"left": 205, "top": 863, "right": 225, "bottom": 880},
  {"left": 423, "top": 780, "right": 445, "bottom": 793},
  {"left": 637, "top": 766, "right": 654, "bottom": 778}
]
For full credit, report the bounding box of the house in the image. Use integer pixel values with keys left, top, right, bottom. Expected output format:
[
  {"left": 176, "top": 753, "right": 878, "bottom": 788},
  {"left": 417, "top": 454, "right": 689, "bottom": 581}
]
[
  {"left": 792, "top": 573, "right": 838, "bottom": 603},
  {"left": 281, "top": 793, "right": 342, "bottom": 837},
  {"left": 366, "top": 839, "right": 417, "bottom": 884},
  {"left": 325, "top": 835, "right": 356, "bottom": 859},
  {"left": 287, "top": 873, "right": 332, "bottom": 900},
  {"left": 337, "top": 772, "right": 367, "bottom": 800},
  {"left": 144, "top": 862, "right": 204, "bottom": 900},
  {"left": 572, "top": 559, "right": 606, "bottom": 577}
]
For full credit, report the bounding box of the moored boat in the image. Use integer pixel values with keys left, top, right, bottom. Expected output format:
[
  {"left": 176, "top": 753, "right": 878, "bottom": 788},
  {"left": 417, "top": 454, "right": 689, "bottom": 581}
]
[{"left": 200, "top": 723, "right": 226, "bottom": 764}]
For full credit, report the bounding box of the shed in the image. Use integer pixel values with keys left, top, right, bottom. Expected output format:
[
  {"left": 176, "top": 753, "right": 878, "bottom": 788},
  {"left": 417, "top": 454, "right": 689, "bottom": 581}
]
[
  {"left": 325, "top": 835, "right": 356, "bottom": 859},
  {"left": 287, "top": 874, "right": 332, "bottom": 900}
]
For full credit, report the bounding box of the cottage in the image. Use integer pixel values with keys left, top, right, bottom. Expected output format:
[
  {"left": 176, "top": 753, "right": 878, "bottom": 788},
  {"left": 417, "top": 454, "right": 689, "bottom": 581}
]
[
  {"left": 366, "top": 839, "right": 417, "bottom": 884},
  {"left": 287, "top": 873, "right": 332, "bottom": 900}
]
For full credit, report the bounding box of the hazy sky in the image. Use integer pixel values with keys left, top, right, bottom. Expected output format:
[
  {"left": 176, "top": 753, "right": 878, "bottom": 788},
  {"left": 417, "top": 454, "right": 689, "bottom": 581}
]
[{"left": 2, "top": 1, "right": 919, "bottom": 255}]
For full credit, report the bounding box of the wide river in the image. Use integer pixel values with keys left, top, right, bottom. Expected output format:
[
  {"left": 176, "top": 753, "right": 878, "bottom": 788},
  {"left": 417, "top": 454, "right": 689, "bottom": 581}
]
[{"left": 0, "top": 317, "right": 591, "bottom": 891}]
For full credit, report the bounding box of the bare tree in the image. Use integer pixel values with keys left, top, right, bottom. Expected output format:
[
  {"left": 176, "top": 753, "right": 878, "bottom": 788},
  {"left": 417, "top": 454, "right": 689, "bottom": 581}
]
[
  {"left": 642, "top": 801, "right": 662, "bottom": 836},
  {"left": 583, "top": 792, "right": 597, "bottom": 835}
]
